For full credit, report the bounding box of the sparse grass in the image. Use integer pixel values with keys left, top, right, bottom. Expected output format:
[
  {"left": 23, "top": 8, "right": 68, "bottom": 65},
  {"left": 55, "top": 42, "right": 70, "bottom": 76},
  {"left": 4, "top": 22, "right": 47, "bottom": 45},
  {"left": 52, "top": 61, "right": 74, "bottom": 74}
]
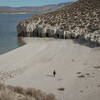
[{"left": 0, "top": 84, "right": 57, "bottom": 100}]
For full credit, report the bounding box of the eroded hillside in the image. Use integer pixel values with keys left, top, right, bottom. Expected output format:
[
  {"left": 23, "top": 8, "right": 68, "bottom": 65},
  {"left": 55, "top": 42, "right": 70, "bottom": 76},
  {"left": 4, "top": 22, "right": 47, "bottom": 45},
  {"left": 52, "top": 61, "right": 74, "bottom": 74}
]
[{"left": 17, "top": 0, "right": 100, "bottom": 45}]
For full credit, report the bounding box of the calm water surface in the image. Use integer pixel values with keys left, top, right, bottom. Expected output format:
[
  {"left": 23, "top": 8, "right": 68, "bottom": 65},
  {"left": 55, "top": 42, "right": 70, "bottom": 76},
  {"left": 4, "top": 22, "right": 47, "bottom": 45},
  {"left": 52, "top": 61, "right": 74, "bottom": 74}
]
[{"left": 0, "top": 14, "right": 35, "bottom": 54}]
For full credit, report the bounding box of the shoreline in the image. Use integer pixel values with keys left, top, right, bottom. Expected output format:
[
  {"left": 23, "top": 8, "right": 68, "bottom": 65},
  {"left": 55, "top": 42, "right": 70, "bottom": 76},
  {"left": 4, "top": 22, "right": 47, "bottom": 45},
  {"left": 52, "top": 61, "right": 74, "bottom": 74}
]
[
  {"left": 0, "top": 13, "right": 34, "bottom": 15},
  {"left": 0, "top": 37, "right": 25, "bottom": 55},
  {"left": 0, "top": 44, "right": 25, "bottom": 55},
  {"left": 0, "top": 38, "right": 100, "bottom": 100},
  {"left": 0, "top": 37, "right": 58, "bottom": 55},
  {"left": 0, "top": 12, "right": 39, "bottom": 14}
]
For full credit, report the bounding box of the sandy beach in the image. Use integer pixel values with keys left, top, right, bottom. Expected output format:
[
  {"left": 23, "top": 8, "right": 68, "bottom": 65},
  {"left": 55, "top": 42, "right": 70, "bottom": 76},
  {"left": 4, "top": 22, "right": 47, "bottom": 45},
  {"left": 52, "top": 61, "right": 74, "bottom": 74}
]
[{"left": 0, "top": 38, "right": 100, "bottom": 100}]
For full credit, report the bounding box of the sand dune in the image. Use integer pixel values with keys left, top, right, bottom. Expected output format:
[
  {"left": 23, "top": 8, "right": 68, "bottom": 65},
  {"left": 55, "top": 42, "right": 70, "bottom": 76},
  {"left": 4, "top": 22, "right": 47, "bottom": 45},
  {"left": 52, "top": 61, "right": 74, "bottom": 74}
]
[{"left": 0, "top": 38, "right": 100, "bottom": 100}]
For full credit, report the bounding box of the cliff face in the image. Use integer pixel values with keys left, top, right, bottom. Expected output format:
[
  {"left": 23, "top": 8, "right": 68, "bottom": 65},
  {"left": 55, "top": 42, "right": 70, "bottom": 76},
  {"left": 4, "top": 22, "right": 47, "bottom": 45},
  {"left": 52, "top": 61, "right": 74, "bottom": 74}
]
[{"left": 17, "top": 0, "right": 100, "bottom": 45}]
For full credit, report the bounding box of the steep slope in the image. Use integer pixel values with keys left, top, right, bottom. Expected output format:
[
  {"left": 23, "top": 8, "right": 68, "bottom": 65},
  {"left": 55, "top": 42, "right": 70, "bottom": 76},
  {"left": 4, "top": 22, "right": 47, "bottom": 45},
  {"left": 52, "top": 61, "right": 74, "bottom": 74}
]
[{"left": 17, "top": 0, "right": 100, "bottom": 45}]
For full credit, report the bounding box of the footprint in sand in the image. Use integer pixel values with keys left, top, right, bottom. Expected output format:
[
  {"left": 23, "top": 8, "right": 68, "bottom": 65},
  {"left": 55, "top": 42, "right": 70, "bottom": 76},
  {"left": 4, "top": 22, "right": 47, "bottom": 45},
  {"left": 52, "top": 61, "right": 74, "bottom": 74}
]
[
  {"left": 97, "top": 85, "right": 100, "bottom": 87},
  {"left": 57, "top": 79, "right": 63, "bottom": 81},
  {"left": 76, "top": 72, "right": 81, "bottom": 74},
  {"left": 72, "top": 59, "right": 75, "bottom": 62},
  {"left": 80, "top": 90, "right": 84, "bottom": 93},
  {"left": 57, "top": 88, "right": 65, "bottom": 91},
  {"left": 94, "top": 65, "right": 100, "bottom": 69},
  {"left": 76, "top": 72, "right": 85, "bottom": 78},
  {"left": 78, "top": 74, "right": 85, "bottom": 78}
]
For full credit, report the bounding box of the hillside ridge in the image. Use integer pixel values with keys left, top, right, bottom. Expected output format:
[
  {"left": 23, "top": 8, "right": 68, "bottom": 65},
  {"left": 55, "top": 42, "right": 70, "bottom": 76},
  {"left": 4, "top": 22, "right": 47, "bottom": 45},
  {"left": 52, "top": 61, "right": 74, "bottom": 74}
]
[
  {"left": 17, "top": 0, "right": 100, "bottom": 46},
  {"left": 0, "top": 2, "right": 71, "bottom": 14}
]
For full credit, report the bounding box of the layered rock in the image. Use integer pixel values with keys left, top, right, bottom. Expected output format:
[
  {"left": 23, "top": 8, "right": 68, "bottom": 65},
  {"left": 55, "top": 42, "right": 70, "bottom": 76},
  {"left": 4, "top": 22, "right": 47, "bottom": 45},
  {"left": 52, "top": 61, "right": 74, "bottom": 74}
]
[{"left": 17, "top": 0, "right": 100, "bottom": 45}]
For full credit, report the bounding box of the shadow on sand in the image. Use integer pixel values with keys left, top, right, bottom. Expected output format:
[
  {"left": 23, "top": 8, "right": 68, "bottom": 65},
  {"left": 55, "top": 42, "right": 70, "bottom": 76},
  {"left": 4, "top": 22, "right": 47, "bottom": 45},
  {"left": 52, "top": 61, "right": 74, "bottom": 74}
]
[
  {"left": 45, "top": 74, "right": 54, "bottom": 77},
  {"left": 72, "top": 39, "right": 100, "bottom": 48}
]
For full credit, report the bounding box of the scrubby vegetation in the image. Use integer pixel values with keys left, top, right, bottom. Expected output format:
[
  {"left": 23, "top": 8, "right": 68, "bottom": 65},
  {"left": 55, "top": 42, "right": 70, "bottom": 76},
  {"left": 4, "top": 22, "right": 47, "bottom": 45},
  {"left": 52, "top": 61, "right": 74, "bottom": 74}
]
[
  {"left": 0, "top": 84, "right": 57, "bottom": 100},
  {"left": 18, "top": 0, "right": 100, "bottom": 46},
  {"left": 21, "top": 0, "right": 100, "bottom": 31}
]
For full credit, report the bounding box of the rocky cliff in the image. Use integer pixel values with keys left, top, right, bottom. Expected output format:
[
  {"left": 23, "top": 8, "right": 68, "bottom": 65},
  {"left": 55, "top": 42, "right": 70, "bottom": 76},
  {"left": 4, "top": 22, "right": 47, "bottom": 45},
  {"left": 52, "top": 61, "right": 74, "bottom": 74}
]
[{"left": 17, "top": 0, "right": 100, "bottom": 45}]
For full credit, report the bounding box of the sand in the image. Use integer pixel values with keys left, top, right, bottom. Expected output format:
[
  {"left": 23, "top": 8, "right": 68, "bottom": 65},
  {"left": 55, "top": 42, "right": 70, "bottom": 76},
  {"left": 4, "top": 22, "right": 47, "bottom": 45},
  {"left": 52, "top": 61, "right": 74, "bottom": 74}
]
[{"left": 0, "top": 38, "right": 100, "bottom": 100}]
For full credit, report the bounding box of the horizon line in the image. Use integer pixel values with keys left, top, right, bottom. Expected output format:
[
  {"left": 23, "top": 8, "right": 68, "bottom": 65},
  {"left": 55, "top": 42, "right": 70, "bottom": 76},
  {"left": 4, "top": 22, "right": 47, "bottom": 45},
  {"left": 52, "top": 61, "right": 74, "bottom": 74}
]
[{"left": 0, "top": 1, "right": 74, "bottom": 7}]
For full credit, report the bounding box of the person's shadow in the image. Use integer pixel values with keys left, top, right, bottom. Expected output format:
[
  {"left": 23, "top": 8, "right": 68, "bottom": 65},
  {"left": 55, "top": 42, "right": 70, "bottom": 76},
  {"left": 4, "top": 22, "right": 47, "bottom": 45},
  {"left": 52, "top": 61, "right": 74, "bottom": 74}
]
[{"left": 45, "top": 74, "right": 54, "bottom": 77}]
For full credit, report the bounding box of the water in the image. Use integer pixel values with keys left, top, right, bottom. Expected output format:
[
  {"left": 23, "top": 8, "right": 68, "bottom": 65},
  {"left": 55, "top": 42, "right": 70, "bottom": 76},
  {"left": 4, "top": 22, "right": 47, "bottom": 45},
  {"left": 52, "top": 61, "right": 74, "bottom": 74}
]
[{"left": 0, "top": 14, "right": 36, "bottom": 54}]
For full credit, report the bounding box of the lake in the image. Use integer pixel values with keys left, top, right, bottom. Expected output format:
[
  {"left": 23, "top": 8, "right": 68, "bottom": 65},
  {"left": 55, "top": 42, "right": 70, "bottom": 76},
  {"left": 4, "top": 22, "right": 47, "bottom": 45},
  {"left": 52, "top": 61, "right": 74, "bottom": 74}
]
[{"left": 0, "top": 14, "right": 35, "bottom": 54}]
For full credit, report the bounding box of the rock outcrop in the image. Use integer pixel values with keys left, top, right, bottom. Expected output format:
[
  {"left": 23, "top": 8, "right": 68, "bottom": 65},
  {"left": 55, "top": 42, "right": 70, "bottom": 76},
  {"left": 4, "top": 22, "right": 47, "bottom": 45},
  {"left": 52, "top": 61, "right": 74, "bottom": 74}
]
[{"left": 17, "top": 0, "right": 100, "bottom": 45}]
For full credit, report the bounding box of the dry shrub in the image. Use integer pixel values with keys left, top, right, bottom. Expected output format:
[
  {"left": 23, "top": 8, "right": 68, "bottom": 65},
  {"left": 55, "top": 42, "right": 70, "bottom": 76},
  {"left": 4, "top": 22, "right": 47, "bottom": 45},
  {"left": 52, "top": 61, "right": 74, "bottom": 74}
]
[
  {"left": 0, "top": 85, "right": 17, "bottom": 100},
  {"left": 26, "top": 88, "right": 46, "bottom": 100},
  {"left": 0, "top": 84, "right": 58, "bottom": 100},
  {"left": 26, "top": 88, "right": 57, "bottom": 100},
  {"left": 7, "top": 85, "right": 25, "bottom": 95},
  {"left": 13, "top": 86, "right": 25, "bottom": 94},
  {"left": 46, "top": 93, "right": 57, "bottom": 100},
  {"left": 26, "top": 88, "right": 37, "bottom": 96},
  {"left": 0, "top": 84, "right": 5, "bottom": 90}
]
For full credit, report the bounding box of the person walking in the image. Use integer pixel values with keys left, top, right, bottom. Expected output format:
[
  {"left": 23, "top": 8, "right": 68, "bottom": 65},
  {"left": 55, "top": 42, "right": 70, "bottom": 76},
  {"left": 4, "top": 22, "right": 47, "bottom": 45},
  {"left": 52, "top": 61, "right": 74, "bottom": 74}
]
[{"left": 53, "top": 70, "right": 56, "bottom": 77}]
